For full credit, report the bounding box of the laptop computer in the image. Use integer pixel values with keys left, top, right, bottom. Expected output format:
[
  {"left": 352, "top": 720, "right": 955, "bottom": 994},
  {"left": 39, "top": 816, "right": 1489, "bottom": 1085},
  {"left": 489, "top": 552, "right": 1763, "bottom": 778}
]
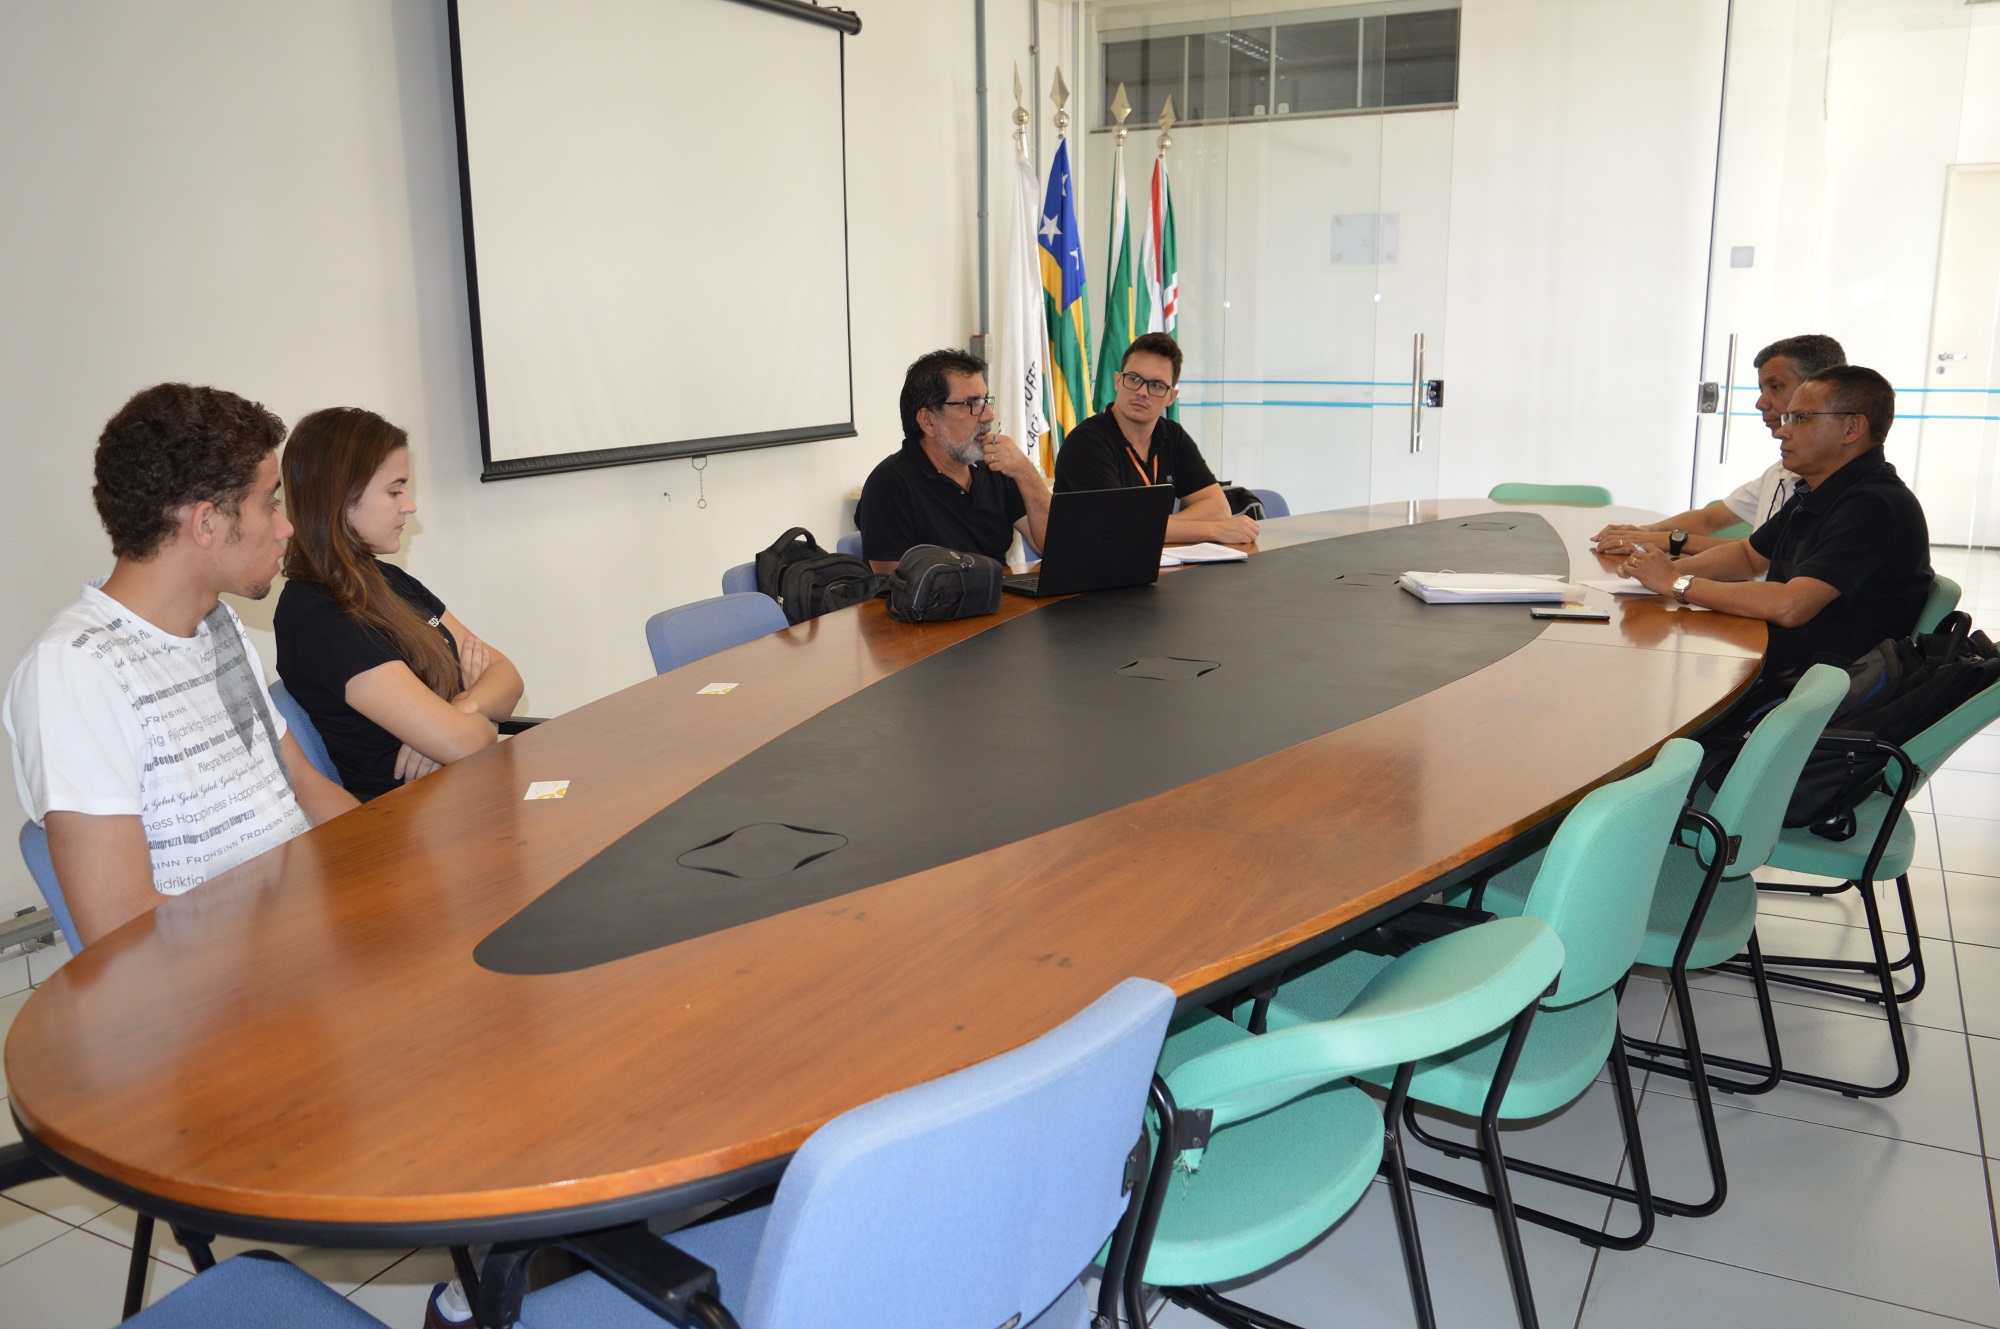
[{"left": 1003, "top": 483, "right": 1176, "bottom": 597}]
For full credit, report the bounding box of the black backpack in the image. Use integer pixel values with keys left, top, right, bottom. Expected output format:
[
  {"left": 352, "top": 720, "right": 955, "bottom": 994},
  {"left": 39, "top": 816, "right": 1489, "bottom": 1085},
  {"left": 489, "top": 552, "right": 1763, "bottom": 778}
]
[
  {"left": 884, "top": 546, "right": 1004, "bottom": 622},
  {"left": 1784, "top": 611, "right": 2000, "bottom": 838},
  {"left": 754, "top": 528, "right": 886, "bottom": 626}
]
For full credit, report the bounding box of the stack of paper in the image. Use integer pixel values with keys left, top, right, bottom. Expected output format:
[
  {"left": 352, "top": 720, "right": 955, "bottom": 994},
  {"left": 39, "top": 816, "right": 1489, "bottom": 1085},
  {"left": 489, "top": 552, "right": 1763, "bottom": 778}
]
[
  {"left": 1396, "top": 571, "right": 1581, "bottom": 604},
  {"left": 1161, "top": 543, "right": 1251, "bottom": 567}
]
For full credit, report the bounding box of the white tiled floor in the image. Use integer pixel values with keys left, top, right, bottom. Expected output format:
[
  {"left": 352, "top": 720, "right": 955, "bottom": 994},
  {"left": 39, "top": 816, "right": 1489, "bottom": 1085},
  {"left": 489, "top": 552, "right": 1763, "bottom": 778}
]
[{"left": 3, "top": 564, "right": 1998, "bottom": 1328}]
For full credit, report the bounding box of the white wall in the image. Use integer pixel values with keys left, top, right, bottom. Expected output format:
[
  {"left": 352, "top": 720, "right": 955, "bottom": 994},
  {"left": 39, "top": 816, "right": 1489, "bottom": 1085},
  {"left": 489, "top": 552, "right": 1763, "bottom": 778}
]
[{"left": 0, "top": 0, "right": 1001, "bottom": 915}]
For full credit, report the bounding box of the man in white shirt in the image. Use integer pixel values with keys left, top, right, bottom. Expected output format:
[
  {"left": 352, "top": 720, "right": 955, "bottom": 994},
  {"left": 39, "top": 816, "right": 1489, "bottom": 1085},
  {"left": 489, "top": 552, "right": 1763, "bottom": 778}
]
[
  {"left": 1592, "top": 334, "right": 1846, "bottom": 558},
  {"left": 5, "top": 383, "right": 356, "bottom": 946}
]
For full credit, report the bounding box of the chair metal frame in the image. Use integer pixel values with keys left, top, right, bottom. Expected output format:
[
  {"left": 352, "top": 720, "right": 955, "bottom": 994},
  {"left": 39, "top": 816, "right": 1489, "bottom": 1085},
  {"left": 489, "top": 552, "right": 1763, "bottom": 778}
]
[
  {"left": 1114, "top": 927, "right": 1561, "bottom": 1329},
  {"left": 1626, "top": 736, "right": 1917, "bottom": 1101},
  {"left": 1439, "top": 806, "right": 1735, "bottom": 1242},
  {"left": 1114, "top": 993, "right": 1545, "bottom": 1329}
]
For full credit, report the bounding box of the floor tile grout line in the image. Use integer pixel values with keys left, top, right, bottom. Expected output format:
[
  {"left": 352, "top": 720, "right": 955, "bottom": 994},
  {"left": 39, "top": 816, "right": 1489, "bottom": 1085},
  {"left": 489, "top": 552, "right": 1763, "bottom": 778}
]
[
  {"left": 1634, "top": 1080, "right": 2000, "bottom": 1162},
  {"left": 1630, "top": 1245, "right": 2000, "bottom": 1328},
  {"left": 1942, "top": 859, "right": 2000, "bottom": 1291},
  {"left": 0, "top": 1217, "right": 75, "bottom": 1272}
]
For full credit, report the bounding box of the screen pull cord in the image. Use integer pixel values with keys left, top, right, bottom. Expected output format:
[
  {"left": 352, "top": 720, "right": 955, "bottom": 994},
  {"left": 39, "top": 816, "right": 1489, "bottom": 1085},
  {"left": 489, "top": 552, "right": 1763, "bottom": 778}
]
[{"left": 692, "top": 454, "right": 708, "bottom": 509}]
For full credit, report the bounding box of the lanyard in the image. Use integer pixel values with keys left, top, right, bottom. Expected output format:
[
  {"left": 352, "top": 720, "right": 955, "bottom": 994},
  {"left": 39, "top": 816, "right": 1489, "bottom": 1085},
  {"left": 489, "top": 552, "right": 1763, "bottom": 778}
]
[{"left": 1125, "top": 444, "right": 1159, "bottom": 487}]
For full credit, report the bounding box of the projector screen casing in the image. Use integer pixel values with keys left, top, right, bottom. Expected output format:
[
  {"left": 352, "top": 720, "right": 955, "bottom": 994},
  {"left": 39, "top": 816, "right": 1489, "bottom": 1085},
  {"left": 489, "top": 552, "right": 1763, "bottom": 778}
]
[{"left": 449, "top": 0, "right": 859, "bottom": 480}]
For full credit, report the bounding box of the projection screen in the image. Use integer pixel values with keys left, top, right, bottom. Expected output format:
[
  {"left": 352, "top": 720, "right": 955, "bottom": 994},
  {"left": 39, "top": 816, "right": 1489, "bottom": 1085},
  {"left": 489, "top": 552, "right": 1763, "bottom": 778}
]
[{"left": 450, "top": 0, "right": 859, "bottom": 479}]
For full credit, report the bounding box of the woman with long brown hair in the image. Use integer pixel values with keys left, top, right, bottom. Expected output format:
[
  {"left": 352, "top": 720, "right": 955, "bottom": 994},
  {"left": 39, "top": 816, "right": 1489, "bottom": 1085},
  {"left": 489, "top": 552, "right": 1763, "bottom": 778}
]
[{"left": 274, "top": 407, "right": 523, "bottom": 800}]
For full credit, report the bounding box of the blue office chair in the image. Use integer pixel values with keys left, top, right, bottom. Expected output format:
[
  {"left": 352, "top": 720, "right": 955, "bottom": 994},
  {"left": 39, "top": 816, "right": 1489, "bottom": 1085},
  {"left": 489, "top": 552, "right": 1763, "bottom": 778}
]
[
  {"left": 1248, "top": 487, "right": 1290, "bottom": 518},
  {"left": 836, "top": 532, "right": 864, "bottom": 558},
  {"left": 116, "top": 1252, "right": 382, "bottom": 1328},
  {"left": 18, "top": 819, "right": 204, "bottom": 1314},
  {"left": 18, "top": 820, "right": 80, "bottom": 953},
  {"left": 720, "top": 562, "right": 758, "bottom": 595},
  {"left": 645, "top": 593, "right": 789, "bottom": 675},
  {"left": 268, "top": 682, "right": 341, "bottom": 786},
  {"left": 514, "top": 977, "right": 1174, "bottom": 1329}
]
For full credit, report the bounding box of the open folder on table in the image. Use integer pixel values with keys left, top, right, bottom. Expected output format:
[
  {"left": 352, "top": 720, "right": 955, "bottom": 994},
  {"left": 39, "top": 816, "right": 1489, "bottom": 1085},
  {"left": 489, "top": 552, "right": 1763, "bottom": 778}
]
[
  {"left": 1396, "top": 571, "right": 1583, "bottom": 604},
  {"left": 1161, "top": 543, "right": 1250, "bottom": 567}
]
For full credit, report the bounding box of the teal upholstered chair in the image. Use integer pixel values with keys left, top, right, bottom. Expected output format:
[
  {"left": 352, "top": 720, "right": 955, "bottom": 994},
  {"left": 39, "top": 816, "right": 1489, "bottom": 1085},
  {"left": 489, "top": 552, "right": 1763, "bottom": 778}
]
[
  {"left": 1271, "top": 738, "right": 1702, "bottom": 1270},
  {"left": 1623, "top": 665, "right": 1867, "bottom": 1113},
  {"left": 1740, "top": 670, "right": 2000, "bottom": 1067},
  {"left": 1918, "top": 573, "right": 1962, "bottom": 634},
  {"left": 1487, "top": 483, "right": 1614, "bottom": 506},
  {"left": 1120, "top": 916, "right": 1565, "bottom": 1329},
  {"left": 1705, "top": 498, "right": 1754, "bottom": 541}
]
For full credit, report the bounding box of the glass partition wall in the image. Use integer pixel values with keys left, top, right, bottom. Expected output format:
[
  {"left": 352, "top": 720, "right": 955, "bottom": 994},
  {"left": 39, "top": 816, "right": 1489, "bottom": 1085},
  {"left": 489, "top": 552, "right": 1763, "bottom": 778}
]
[
  {"left": 1694, "top": 0, "right": 2000, "bottom": 612},
  {"left": 1073, "top": 0, "right": 1460, "bottom": 514}
]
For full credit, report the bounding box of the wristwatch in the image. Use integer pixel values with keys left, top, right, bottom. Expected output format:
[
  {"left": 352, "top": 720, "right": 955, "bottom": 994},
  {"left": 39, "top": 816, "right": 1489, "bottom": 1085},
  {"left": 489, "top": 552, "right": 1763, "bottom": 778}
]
[
  {"left": 1668, "top": 529, "right": 1689, "bottom": 558},
  {"left": 1672, "top": 573, "right": 1695, "bottom": 605}
]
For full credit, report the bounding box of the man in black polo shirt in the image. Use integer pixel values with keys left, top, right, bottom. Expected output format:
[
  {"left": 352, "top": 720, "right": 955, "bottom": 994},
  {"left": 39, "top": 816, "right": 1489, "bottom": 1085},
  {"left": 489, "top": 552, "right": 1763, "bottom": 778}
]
[
  {"left": 856, "top": 348, "right": 1052, "bottom": 571},
  {"left": 1622, "top": 365, "right": 1931, "bottom": 680},
  {"left": 1053, "top": 333, "right": 1260, "bottom": 546}
]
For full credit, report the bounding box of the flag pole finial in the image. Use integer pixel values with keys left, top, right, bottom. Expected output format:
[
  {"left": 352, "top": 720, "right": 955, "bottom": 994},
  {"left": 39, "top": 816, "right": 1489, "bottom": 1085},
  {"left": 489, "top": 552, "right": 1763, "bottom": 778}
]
[
  {"left": 1050, "top": 66, "right": 1070, "bottom": 137},
  {"left": 1157, "top": 96, "right": 1176, "bottom": 155},
  {"left": 1012, "top": 64, "right": 1029, "bottom": 143},
  {"left": 1109, "top": 82, "right": 1131, "bottom": 147}
]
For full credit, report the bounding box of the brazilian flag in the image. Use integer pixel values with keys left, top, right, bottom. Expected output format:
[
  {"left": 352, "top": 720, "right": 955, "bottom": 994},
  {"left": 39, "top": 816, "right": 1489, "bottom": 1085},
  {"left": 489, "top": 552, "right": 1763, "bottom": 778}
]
[{"left": 1039, "top": 139, "right": 1091, "bottom": 445}]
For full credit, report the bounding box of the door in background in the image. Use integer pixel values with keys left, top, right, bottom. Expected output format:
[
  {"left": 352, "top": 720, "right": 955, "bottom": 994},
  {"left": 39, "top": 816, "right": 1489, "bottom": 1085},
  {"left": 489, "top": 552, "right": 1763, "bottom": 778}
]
[{"left": 1914, "top": 163, "right": 2000, "bottom": 549}]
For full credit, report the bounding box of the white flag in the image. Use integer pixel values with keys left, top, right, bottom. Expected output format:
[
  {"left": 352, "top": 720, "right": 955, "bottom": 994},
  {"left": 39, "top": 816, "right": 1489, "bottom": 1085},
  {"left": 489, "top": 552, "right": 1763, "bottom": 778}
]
[{"left": 996, "top": 138, "right": 1050, "bottom": 474}]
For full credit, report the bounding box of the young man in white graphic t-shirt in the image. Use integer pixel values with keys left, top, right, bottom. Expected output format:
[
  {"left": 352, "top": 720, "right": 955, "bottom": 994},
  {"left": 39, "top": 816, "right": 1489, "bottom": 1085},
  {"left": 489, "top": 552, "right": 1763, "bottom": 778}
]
[{"left": 5, "top": 383, "right": 357, "bottom": 946}]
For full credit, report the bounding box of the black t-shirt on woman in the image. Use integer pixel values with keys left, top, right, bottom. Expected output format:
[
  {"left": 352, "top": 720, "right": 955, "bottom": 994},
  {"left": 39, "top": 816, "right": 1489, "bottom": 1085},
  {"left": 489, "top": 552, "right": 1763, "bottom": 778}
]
[{"left": 275, "top": 562, "right": 459, "bottom": 801}]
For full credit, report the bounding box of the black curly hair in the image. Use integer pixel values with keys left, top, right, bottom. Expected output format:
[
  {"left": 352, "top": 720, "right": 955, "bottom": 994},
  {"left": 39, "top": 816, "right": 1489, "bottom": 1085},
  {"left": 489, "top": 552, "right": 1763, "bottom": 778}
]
[{"left": 93, "top": 384, "right": 287, "bottom": 560}]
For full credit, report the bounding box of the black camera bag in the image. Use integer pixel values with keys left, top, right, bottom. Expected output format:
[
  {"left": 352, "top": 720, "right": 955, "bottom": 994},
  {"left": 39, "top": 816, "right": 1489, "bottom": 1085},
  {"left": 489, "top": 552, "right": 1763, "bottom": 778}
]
[{"left": 884, "top": 546, "right": 1004, "bottom": 623}]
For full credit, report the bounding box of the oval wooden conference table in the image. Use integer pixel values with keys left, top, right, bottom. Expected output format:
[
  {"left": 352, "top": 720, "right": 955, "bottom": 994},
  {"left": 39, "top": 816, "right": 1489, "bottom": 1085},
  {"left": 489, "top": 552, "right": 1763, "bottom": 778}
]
[{"left": 5, "top": 500, "right": 1766, "bottom": 1248}]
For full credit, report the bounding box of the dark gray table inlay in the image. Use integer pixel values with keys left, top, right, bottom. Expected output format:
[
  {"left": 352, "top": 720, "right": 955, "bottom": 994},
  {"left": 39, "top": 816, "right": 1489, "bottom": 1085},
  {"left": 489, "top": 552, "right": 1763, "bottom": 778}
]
[{"left": 477, "top": 514, "right": 1567, "bottom": 974}]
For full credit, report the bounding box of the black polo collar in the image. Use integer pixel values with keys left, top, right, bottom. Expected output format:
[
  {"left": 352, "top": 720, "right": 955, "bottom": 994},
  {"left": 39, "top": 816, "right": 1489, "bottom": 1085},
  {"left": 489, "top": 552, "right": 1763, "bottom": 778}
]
[{"left": 1796, "top": 447, "right": 1887, "bottom": 514}]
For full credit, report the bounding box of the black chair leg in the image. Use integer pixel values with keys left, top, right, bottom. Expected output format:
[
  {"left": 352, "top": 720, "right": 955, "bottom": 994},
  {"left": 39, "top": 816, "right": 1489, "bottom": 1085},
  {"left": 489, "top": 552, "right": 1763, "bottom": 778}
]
[
  {"left": 1728, "top": 873, "right": 1927, "bottom": 1004},
  {"left": 121, "top": 1214, "right": 155, "bottom": 1320},
  {"left": 1474, "top": 1007, "right": 1540, "bottom": 1329},
  {"left": 1406, "top": 1010, "right": 1679, "bottom": 1242},
  {"left": 1381, "top": 1064, "right": 1438, "bottom": 1329},
  {"left": 1635, "top": 921, "right": 1909, "bottom": 1099},
  {"left": 169, "top": 1225, "right": 215, "bottom": 1272},
  {"left": 1165, "top": 1285, "right": 1287, "bottom": 1329}
]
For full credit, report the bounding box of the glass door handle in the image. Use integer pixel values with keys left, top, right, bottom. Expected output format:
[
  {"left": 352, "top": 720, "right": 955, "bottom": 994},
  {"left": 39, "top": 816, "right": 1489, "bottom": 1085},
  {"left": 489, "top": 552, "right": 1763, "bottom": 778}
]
[
  {"left": 1718, "top": 332, "right": 1738, "bottom": 464},
  {"left": 1409, "top": 332, "right": 1426, "bottom": 454}
]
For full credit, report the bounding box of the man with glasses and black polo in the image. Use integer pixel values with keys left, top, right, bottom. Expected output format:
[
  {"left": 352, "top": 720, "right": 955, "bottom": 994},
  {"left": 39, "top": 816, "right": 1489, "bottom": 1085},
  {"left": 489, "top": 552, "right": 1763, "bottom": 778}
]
[
  {"left": 1621, "top": 365, "right": 1931, "bottom": 692},
  {"left": 856, "top": 348, "right": 1054, "bottom": 572},
  {"left": 1053, "top": 333, "right": 1261, "bottom": 547}
]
